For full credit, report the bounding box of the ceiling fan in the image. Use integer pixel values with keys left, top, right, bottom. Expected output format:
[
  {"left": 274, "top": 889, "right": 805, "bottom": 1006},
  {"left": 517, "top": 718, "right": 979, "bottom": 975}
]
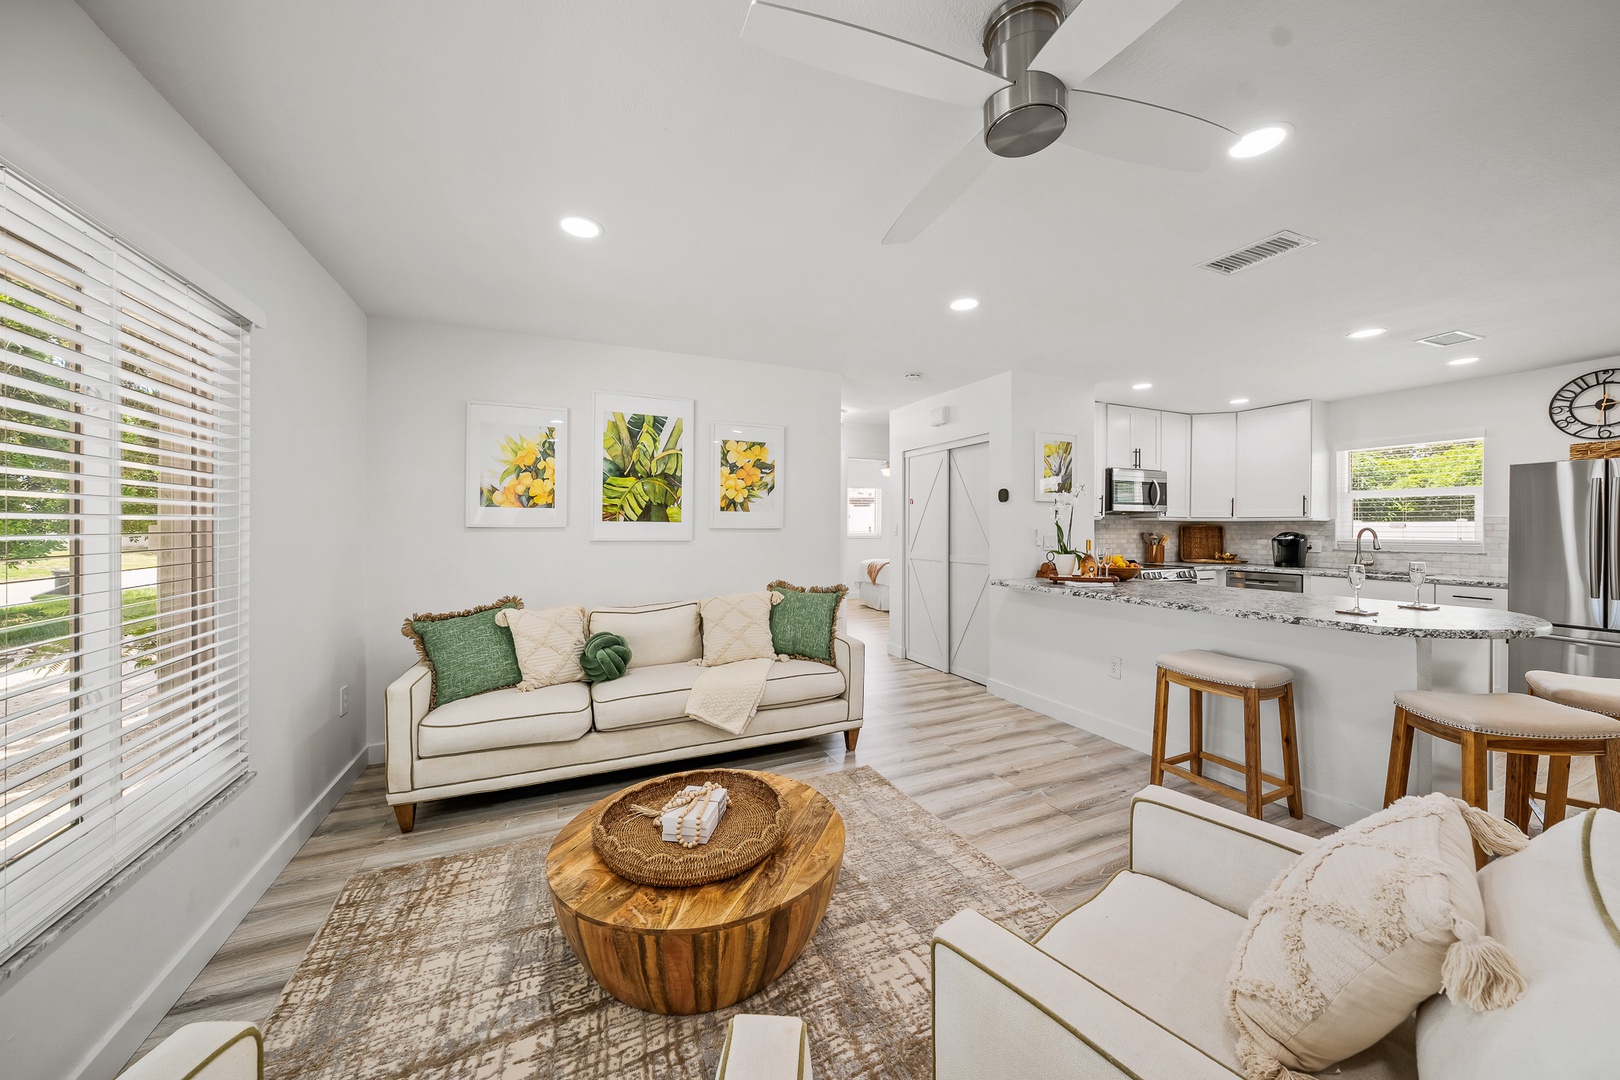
[{"left": 741, "top": 0, "right": 1281, "bottom": 243}]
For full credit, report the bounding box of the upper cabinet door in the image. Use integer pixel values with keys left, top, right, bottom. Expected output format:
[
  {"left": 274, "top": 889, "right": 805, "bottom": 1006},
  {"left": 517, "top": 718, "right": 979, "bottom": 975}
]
[
  {"left": 1235, "top": 401, "right": 1312, "bottom": 518},
  {"left": 1093, "top": 403, "right": 1108, "bottom": 517},
  {"left": 1105, "top": 405, "right": 1161, "bottom": 470},
  {"left": 1190, "top": 412, "right": 1236, "bottom": 519},
  {"left": 1159, "top": 411, "right": 1190, "bottom": 519}
]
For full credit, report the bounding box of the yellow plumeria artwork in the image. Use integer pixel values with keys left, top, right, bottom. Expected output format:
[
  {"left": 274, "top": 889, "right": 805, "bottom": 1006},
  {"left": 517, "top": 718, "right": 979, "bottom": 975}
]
[
  {"left": 466, "top": 402, "right": 569, "bottom": 528},
  {"left": 712, "top": 422, "right": 784, "bottom": 529}
]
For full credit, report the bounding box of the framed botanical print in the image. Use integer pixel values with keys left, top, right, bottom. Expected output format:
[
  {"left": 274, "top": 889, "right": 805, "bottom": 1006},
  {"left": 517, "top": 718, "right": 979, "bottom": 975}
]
[
  {"left": 1035, "top": 431, "right": 1076, "bottom": 501},
  {"left": 711, "top": 422, "right": 783, "bottom": 529},
  {"left": 593, "top": 392, "right": 694, "bottom": 541},
  {"left": 466, "top": 401, "right": 568, "bottom": 528}
]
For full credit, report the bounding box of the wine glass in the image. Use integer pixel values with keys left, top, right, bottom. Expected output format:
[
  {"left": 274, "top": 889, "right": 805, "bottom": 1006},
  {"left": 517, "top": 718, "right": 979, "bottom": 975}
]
[
  {"left": 1347, "top": 562, "right": 1368, "bottom": 612},
  {"left": 1408, "top": 561, "right": 1428, "bottom": 607}
]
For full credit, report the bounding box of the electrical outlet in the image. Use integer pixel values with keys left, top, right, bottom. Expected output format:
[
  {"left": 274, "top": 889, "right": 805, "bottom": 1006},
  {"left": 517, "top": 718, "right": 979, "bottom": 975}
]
[
  {"left": 1108, "top": 656, "right": 1122, "bottom": 680},
  {"left": 339, "top": 684, "right": 350, "bottom": 717}
]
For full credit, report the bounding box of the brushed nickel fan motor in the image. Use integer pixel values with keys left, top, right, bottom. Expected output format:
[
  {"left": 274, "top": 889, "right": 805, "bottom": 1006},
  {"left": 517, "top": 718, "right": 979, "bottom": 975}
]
[{"left": 982, "top": 1, "right": 1068, "bottom": 157}]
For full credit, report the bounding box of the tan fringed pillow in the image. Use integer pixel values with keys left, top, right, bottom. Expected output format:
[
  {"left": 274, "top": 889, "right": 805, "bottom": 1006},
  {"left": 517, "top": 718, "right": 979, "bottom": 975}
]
[
  {"left": 1226, "top": 793, "right": 1528, "bottom": 1080},
  {"left": 698, "top": 592, "right": 779, "bottom": 666},
  {"left": 494, "top": 605, "right": 588, "bottom": 689}
]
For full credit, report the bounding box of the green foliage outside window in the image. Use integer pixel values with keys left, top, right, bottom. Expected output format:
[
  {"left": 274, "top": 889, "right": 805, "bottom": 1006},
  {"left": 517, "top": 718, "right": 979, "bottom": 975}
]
[{"left": 1348, "top": 439, "right": 1483, "bottom": 525}]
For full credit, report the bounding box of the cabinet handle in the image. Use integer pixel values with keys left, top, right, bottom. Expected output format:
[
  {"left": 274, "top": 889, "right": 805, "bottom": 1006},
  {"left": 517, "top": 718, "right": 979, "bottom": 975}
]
[
  {"left": 1450, "top": 594, "right": 1497, "bottom": 603},
  {"left": 1230, "top": 497, "right": 1234, "bottom": 517},
  {"left": 1302, "top": 495, "right": 1308, "bottom": 516}
]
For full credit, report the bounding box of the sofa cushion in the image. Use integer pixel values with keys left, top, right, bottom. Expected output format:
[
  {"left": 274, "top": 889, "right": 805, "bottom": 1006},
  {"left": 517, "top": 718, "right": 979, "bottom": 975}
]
[
  {"left": 588, "top": 601, "right": 701, "bottom": 668},
  {"left": 591, "top": 658, "right": 846, "bottom": 732},
  {"left": 1416, "top": 808, "right": 1620, "bottom": 1079},
  {"left": 699, "top": 592, "right": 779, "bottom": 666},
  {"left": 496, "top": 604, "right": 587, "bottom": 689},
  {"left": 766, "top": 581, "right": 845, "bottom": 666},
  {"left": 402, "top": 596, "right": 523, "bottom": 707},
  {"left": 1040, "top": 871, "right": 1417, "bottom": 1080},
  {"left": 417, "top": 681, "right": 591, "bottom": 757}
]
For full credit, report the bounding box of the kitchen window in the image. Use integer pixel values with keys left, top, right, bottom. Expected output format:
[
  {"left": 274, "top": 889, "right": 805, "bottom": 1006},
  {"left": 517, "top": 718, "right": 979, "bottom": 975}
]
[
  {"left": 0, "top": 167, "right": 250, "bottom": 962},
  {"left": 847, "top": 486, "right": 881, "bottom": 538},
  {"left": 1336, "top": 438, "right": 1484, "bottom": 550}
]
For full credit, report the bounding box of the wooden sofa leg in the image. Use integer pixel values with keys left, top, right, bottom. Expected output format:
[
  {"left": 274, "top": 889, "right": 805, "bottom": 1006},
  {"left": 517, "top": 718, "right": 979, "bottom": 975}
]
[
  {"left": 843, "top": 728, "right": 860, "bottom": 752},
  {"left": 393, "top": 803, "right": 416, "bottom": 833}
]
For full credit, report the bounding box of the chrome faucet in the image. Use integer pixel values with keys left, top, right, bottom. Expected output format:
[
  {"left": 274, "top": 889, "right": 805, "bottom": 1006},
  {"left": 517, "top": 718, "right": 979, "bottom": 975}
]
[{"left": 1354, "top": 527, "right": 1383, "bottom": 568}]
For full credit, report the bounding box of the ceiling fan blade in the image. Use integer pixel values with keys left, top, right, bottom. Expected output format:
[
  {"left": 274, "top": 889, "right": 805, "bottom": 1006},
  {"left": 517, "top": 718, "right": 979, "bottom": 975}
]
[
  {"left": 741, "top": 1, "right": 1009, "bottom": 109},
  {"left": 882, "top": 132, "right": 994, "bottom": 245},
  {"left": 1059, "top": 90, "right": 1234, "bottom": 172},
  {"left": 1030, "top": 0, "right": 1187, "bottom": 87}
]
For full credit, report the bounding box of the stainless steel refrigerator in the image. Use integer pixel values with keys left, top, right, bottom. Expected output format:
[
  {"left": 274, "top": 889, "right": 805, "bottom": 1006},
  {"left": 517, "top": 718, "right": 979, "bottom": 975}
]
[{"left": 1509, "top": 459, "right": 1620, "bottom": 687}]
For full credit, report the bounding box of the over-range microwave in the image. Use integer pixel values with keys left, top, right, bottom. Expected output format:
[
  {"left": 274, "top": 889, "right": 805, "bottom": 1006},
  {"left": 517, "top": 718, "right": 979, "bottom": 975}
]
[{"left": 1104, "top": 467, "right": 1169, "bottom": 515}]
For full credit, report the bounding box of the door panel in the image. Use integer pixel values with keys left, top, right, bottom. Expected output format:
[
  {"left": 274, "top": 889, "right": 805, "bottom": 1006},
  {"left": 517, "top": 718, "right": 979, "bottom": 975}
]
[
  {"left": 1234, "top": 401, "right": 1311, "bottom": 518},
  {"left": 1159, "top": 411, "right": 1190, "bottom": 519},
  {"left": 1190, "top": 412, "right": 1236, "bottom": 519},
  {"left": 948, "top": 442, "right": 990, "bottom": 684},
  {"left": 1509, "top": 460, "right": 1604, "bottom": 631},
  {"left": 905, "top": 451, "right": 950, "bottom": 672}
]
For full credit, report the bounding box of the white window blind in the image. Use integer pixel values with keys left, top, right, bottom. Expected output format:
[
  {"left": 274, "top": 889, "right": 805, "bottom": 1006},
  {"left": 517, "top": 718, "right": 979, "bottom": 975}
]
[
  {"left": 0, "top": 167, "right": 250, "bottom": 962},
  {"left": 847, "top": 487, "right": 880, "bottom": 538},
  {"left": 1336, "top": 438, "right": 1484, "bottom": 550}
]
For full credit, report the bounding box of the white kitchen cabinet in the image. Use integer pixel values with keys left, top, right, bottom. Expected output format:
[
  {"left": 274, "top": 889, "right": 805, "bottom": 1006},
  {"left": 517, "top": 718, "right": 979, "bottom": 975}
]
[
  {"left": 1234, "top": 400, "right": 1330, "bottom": 520},
  {"left": 1305, "top": 574, "right": 1431, "bottom": 603},
  {"left": 1159, "top": 410, "right": 1190, "bottom": 519},
  {"left": 1189, "top": 412, "right": 1236, "bottom": 519},
  {"left": 1105, "top": 405, "right": 1161, "bottom": 471},
  {"left": 1093, "top": 403, "right": 1108, "bottom": 518},
  {"left": 1432, "top": 585, "right": 1509, "bottom": 693}
]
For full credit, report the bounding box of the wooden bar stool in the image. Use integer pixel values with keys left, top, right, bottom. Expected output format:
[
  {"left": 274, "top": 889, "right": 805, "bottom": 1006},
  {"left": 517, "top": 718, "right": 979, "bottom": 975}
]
[
  {"left": 1384, "top": 690, "right": 1620, "bottom": 841},
  {"left": 1526, "top": 670, "right": 1620, "bottom": 824},
  {"left": 1152, "top": 649, "right": 1302, "bottom": 820}
]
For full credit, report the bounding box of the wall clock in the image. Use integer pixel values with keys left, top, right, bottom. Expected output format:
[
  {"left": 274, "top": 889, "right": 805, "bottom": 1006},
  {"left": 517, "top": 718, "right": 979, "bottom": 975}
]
[{"left": 1550, "top": 368, "right": 1620, "bottom": 439}]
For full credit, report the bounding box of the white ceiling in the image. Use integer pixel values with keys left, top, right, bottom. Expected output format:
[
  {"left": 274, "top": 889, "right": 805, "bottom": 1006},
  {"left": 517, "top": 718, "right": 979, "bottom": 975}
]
[{"left": 77, "top": 0, "right": 1620, "bottom": 419}]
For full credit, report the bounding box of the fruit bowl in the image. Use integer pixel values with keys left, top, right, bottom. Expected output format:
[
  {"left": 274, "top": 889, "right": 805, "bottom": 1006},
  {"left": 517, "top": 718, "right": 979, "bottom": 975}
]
[{"left": 1110, "top": 564, "right": 1142, "bottom": 580}]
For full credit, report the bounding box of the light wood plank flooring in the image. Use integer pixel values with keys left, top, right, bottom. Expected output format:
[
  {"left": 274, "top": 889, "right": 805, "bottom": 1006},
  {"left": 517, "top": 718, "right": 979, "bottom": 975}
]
[{"left": 133, "top": 603, "right": 1335, "bottom": 1064}]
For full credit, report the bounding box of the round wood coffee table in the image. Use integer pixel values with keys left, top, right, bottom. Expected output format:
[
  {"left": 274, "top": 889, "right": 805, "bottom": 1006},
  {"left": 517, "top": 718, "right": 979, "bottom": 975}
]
[{"left": 546, "top": 771, "right": 844, "bottom": 1015}]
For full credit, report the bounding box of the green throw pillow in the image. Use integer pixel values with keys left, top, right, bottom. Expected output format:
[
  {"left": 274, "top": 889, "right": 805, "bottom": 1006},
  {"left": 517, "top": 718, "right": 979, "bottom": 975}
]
[
  {"left": 402, "top": 596, "right": 523, "bottom": 707},
  {"left": 766, "top": 581, "right": 846, "bottom": 666},
  {"left": 581, "top": 632, "right": 632, "bottom": 682}
]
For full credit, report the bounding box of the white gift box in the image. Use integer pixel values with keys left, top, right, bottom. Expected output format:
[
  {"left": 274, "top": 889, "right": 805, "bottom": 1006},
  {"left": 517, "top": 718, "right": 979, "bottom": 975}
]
[{"left": 661, "top": 785, "right": 729, "bottom": 845}]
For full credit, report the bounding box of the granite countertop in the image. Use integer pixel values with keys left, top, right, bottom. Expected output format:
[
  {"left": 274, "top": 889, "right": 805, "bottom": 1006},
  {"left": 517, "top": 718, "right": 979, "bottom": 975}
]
[
  {"left": 993, "top": 577, "right": 1549, "bottom": 640},
  {"left": 1172, "top": 563, "right": 1509, "bottom": 590}
]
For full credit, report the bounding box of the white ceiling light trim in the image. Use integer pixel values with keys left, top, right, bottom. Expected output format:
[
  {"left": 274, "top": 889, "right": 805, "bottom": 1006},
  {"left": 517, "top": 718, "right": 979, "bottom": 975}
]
[
  {"left": 559, "top": 215, "right": 603, "bottom": 239},
  {"left": 1447, "top": 356, "right": 1481, "bottom": 366},
  {"left": 1132, "top": 382, "right": 1153, "bottom": 390},
  {"left": 1228, "top": 124, "right": 1291, "bottom": 158},
  {"left": 1346, "top": 327, "right": 1387, "bottom": 339},
  {"left": 1229, "top": 397, "right": 1250, "bottom": 405},
  {"left": 949, "top": 297, "right": 979, "bottom": 311}
]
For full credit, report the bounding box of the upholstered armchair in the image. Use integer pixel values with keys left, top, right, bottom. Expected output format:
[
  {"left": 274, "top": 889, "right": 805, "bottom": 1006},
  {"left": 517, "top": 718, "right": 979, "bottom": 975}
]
[{"left": 117, "top": 1023, "right": 262, "bottom": 1080}]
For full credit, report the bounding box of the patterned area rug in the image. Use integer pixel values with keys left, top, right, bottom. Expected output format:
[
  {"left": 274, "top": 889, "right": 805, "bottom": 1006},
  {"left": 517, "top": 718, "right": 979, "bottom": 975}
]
[{"left": 262, "top": 766, "right": 1057, "bottom": 1079}]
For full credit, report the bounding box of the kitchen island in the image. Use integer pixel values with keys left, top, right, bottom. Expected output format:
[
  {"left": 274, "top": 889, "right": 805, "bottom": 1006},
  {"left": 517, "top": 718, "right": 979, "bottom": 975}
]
[{"left": 988, "top": 578, "right": 1550, "bottom": 826}]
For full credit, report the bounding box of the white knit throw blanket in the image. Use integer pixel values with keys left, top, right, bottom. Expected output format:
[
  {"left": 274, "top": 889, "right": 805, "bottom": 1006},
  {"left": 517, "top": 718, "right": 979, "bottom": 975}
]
[{"left": 685, "top": 657, "right": 773, "bottom": 735}]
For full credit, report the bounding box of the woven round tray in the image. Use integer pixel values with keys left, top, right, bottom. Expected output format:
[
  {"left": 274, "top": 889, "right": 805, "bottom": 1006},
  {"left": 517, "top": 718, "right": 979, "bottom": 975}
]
[{"left": 591, "top": 769, "right": 789, "bottom": 888}]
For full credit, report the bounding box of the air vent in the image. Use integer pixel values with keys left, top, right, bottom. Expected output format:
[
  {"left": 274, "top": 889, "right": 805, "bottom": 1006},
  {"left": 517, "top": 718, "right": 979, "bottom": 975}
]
[
  {"left": 1416, "top": 330, "right": 1483, "bottom": 347},
  {"left": 1200, "top": 231, "right": 1318, "bottom": 276}
]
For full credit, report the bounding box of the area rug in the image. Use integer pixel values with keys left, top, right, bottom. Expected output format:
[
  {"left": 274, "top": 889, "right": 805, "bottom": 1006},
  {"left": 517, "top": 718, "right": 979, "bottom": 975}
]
[{"left": 261, "top": 766, "right": 1058, "bottom": 1079}]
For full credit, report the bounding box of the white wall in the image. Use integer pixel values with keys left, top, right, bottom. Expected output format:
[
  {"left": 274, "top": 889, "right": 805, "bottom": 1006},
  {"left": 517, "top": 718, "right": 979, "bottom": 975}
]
[
  {"left": 0, "top": 3, "right": 369, "bottom": 1078},
  {"left": 886, "top": 372, "right": 1093, "bottom": 661},
  {"left": 840, "top": 421, "right": 888, "bottom": 587},
  {"left": 364, "top": 317, "right": 843, "bottom": 742},
  {"left": 1328, "top": 356, "right": 1617, "bottom": 518}
]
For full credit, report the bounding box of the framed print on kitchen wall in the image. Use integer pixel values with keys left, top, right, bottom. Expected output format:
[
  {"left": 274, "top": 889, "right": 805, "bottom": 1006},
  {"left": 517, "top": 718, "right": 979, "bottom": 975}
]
[
  {"left": 593, "top": 391, "right": 694, "bottom": 541},
  {"left": 466, "top": 401, "right": 568, "bottom": 528},
  {"left": 711, "top": 422, "right": 784, "bottom": 529},
  {"left": 1035, "top": 430, "right": 1076, "bottom": 501}
]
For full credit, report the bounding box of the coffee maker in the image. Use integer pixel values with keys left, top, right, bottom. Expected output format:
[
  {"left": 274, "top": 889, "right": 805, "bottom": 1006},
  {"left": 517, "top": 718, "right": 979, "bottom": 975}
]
[{"left": 1272, "top": 531, "right": 1309, "bottom": 568}]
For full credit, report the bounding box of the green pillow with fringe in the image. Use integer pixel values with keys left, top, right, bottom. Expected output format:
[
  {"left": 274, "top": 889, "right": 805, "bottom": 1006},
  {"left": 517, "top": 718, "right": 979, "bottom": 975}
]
[{"left": 766, "top": 581, "right": 846, "bottom": 666}]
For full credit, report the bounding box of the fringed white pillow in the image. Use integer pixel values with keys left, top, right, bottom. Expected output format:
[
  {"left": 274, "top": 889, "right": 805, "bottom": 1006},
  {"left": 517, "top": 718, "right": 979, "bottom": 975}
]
[
  {"left": 1226, "top": 793, "right": 1528, "bottom": 1080},
  {"left": 494, "top": 605, "right": 587, "bottom": 689}
]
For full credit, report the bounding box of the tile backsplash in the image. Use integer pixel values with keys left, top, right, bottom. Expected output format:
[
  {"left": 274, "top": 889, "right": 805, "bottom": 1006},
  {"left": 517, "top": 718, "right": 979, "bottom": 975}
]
[{"left": 1094, "top": 516, "right": 1509, "bottom": 583}]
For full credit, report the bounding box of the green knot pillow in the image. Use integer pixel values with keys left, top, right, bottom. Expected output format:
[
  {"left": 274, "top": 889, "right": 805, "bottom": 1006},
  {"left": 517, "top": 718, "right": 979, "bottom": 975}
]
[{"left": 581, "top": 631, "right": 632, "bottom": 681}]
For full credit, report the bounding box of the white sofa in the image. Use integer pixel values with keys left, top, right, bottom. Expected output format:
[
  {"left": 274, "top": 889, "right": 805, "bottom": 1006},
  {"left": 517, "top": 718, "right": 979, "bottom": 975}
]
[
  {"left": 932, "top": 785, "right": 1618, "bottom": 1080},
  {"left": 385, "top": 600, "right": 864, "bottom": 831}
]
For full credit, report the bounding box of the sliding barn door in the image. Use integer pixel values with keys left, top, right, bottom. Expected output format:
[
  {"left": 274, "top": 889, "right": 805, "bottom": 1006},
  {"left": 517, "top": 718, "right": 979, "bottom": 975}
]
[
  {"left": 905, "top": 450, "right": 950, "bottom": 673},
  {"left": 947, "top": 442, "right": 990, "bottom": 684}
]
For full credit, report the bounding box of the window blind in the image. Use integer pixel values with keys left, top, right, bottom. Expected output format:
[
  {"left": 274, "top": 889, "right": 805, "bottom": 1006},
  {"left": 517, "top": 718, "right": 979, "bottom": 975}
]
[
  {"left": 1336, "top": 438, "right": 1484, "bottom": 549},
  {"left": 0, "top": 167, "right": 250, "bottom": 962},
  {"left": 847, "top": 487, "right": 880, "bottom": 538}
]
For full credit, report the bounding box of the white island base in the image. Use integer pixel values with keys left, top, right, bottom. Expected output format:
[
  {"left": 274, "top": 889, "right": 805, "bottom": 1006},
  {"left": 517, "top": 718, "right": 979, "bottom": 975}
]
[{"left": 989, "top": 581, "right": 1549, "bottom": 826}]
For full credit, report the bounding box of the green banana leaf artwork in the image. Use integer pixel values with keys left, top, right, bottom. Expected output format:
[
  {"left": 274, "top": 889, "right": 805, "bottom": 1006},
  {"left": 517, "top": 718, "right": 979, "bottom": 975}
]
[{"left": 601, "top": 412, "right": 683, "bottom": 522}]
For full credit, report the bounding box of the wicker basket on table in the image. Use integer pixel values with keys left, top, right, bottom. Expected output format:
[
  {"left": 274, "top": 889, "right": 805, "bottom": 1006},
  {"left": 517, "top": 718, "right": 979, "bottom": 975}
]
[{"left": 591, "top": 768, "right": 789, "bottom": 887}]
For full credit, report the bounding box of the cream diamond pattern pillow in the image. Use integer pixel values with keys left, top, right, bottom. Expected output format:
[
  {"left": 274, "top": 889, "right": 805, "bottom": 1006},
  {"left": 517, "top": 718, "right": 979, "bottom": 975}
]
[
  {"left": 494, "top": 605, "right": 587, "bottom": 689},
  {"left": 699, "top": 592, "right": 779, "bottom": 666}
]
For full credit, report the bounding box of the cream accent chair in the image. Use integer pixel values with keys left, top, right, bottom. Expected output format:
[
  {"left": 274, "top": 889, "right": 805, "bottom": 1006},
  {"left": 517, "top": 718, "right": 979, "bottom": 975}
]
[
  {"left": 714, "top": 1014, "right": 814, "bottom": 1079},
  {"left": 117, "top": 1023, "right": 261, "bottom": 1080},
  {"left": 386, "top": 600, "right": 865, "bottom": 831},
  {"left": 932, "top": 786, "right": 1417, "bottom": 1080}
]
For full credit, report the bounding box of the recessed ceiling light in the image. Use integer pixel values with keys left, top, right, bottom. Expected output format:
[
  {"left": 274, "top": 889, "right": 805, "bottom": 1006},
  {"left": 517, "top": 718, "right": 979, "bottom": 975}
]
[
  {"left": 1132, "top": 382, "right": 1153, "bottom": 390},
  {"left": 949, "top": 297, "right": 979, "bottom": 312},
  {"left": 1448, "top": 356, "right": 1481, "bottom": 366},
  {"left": 1347, "top": 327, "right": 1387, "bottom": 340},
  {"left": 559, "top": 215, "right": 603, "bottom": 239},
  {"left": 1228, "top": 125, "right": 1290, "bottom": 159},
  {"left": 1230, "top": 397, "right": 1251, "bottom": 405}
]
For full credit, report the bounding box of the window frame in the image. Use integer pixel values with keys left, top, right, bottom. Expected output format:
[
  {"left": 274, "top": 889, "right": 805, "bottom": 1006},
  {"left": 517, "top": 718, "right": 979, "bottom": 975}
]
[
  {"left": 847, "top": 485, "right": 882, "bottom": 539},
  {"left": 1335, "top": 435, "right": 1486, "bottom": 553}
]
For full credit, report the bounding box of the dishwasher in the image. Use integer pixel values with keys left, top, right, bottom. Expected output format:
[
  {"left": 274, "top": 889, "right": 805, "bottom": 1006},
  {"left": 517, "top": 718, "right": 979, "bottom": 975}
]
[{"left": 1225, "top": 569, "right": 1304, "bottom": 593}]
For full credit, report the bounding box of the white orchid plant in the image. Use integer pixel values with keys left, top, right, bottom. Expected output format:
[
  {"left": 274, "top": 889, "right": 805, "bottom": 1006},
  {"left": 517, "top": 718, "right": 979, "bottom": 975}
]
[{"left": 1051, "top": 487, "right": 1086, "bottom": 555}]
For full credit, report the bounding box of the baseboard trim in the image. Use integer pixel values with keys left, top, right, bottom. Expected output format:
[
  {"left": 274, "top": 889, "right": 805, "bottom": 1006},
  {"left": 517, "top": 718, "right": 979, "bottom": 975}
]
[
  {"left": 367, "top": 740, "right": 386, "bottom": 766},
  {"left": 74, "top": 742, "right": 372, "bottom": 1080},
  {"left": 887, "top": 642, "right": 903, "bottom": 658},
  {"left": 986, "top": 679, "right": 1373, "bottom": 827}
]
